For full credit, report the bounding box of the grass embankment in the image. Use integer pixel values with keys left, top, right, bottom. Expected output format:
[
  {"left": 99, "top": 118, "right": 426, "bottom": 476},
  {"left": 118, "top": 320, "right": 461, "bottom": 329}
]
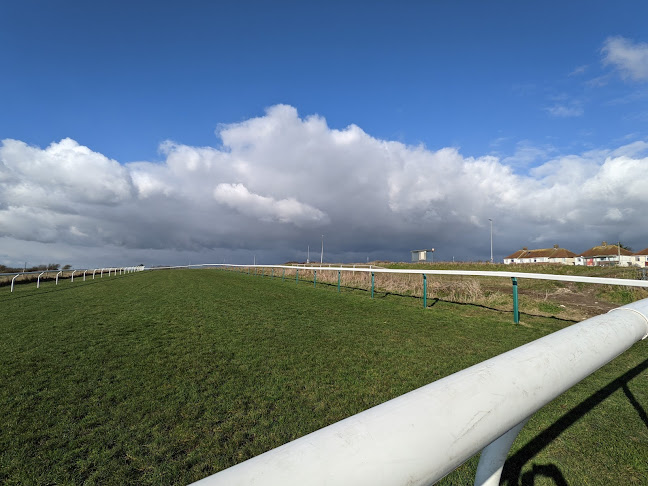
[{"left": 1, "top": 269, "right": 646, "bottom": 485}]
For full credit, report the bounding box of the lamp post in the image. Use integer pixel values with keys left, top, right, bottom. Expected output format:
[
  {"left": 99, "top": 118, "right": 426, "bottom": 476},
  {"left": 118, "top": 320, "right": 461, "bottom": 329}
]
[{"left": 489, "top": 218, "right": 493, "bottom": 264}]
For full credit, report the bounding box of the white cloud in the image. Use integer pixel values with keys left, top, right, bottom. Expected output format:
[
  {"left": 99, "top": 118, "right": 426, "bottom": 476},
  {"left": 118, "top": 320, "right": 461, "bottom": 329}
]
[
  {"left": 602, "top": 36, "right": 648, "bottom": 82},
  {"left": 545, "top": 104, "right": 584, "bottom": 118},
  {"left": 2, "top": 104, "right": 648, "bottom": 265},
  {"left": 213, "top": 183, "right": 328, "bottom": 226}
]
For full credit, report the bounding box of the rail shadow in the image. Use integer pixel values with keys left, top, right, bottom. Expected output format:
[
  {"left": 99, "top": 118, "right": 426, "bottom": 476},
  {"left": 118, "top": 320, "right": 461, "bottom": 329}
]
[{"left": 501, "top": 357, "right": 648, "bottom": 485}]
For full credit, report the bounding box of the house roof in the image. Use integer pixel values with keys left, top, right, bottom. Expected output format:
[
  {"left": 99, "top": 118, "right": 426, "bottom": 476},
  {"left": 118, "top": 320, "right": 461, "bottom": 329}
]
[
  {"left": 633, "top": 248, "right": 648, "bottom": 256},
  {"left": 504, "top": 246, "right": 577, "bottom": 260},
  {"left": 579, "top": 242, "right": 633, "bottom": 257}
]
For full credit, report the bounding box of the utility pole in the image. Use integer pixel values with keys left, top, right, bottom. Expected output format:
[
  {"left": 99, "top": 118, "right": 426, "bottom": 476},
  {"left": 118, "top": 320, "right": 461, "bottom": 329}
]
[{"left": 489, "top": 218, "right": 493, "bottom": 264}]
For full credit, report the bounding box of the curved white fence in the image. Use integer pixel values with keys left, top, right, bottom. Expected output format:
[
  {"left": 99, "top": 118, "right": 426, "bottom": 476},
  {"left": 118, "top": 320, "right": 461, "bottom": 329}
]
[
  {"left": 2, "top": 265, "right": 145, "bottom": 292},
  {"left": 191, "top": 298, "right": 648, "bottom": 486}
]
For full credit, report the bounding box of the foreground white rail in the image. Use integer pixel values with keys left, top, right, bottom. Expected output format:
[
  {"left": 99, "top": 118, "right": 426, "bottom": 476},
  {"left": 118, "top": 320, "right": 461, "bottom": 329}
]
[{"left": 192, "top": 299, "right": 648, "bottom": 486}]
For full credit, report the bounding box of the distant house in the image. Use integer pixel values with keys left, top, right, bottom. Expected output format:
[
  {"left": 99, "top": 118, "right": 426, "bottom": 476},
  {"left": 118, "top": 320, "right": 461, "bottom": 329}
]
[
  {"left": 575, "top": 242, "right": 633, "bottom": 266},
  {"left": 630, "top": 248, "right": 648, "bottom": 267},
  {"left": 503, "top": 245, "right": 577, "bottom": 265},
  {"left": 411, "top": 249, "right": 435, "bottom": 262}
]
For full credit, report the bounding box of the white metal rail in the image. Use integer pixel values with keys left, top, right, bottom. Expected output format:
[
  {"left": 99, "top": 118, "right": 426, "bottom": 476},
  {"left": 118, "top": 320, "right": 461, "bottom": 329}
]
[
  {"left": 191, "top": 298, "right": 648, "bottom": 486},
  {"left": 2, "top": 266, "right": 145, "bottom": 292},
  {"left": 149, "top": 263, "right": 648, "bottom": 288}
]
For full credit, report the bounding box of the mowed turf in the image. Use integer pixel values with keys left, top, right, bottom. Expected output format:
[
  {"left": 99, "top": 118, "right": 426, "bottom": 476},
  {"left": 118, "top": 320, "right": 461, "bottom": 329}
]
[{"left": 0, "top": 269, "right": 646, "bottom": 485}]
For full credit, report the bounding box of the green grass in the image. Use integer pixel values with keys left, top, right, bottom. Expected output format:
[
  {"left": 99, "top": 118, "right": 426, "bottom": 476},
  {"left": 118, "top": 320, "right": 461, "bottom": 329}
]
[{"left": 1, "top": 269, "right": 646, "bottom": 485}]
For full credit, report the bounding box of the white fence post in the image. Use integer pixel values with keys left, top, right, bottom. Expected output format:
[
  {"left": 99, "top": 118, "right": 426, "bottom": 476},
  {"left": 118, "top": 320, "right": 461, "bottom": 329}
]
[
  {"left": 10, "top": 273, "right": 20, "bottom": 292},
  {"left": 37, "top": 271, "right": 45, "bottom": 289},
  {"left": 55, "top": 271, "right": 62, "bottom": 285},
  {"left": 71, "top": 270, "right": 76, "bottom": 282}
]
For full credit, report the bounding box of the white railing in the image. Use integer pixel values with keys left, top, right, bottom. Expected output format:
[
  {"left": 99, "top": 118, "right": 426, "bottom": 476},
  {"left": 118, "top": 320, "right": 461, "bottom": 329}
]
[
  {"left": 147, "top": 263, "right": 648, "bottom": 288},
  {"left": 2, "top": 265, "right": 145, "bottom": 292},
  {"left": 191, "top": 298, "right": 648, "bottom": 486}
]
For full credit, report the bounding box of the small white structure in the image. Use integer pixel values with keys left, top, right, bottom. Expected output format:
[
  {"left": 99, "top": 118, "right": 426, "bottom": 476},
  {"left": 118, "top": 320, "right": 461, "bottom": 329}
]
[{"left": 410, "top": 249, "right": 434, "bottom": 263}]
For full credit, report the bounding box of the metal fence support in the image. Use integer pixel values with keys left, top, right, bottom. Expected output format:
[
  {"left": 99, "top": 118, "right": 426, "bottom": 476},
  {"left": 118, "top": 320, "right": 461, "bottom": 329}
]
[
  {"left": 314, "top": 270, "right": 317, "bottom": 288},
  {"left": 371, "top": 272, "right": 375, "bottom": 299},
  {"left": 474, "top": 418, "right": 529, "bottom": 486},
  {"left": 512, "top": 277, "right": 519, "bottom": 324},
  {"left": 423, "top": 274, "right": 427, "bottom": 308},
  {"left": 93, "top": 269, "right": 97, "bottom": 279},
  {"left": 10, "top": 273, "right": 20, "bottom": 292},
  {"left": 296, "top": 269, "right": 299, "bottom": 283},
  {"left": 55, "top": 271, "right": 62, "bottom": 285},
  {"left": 37, "top": 271, "right": 45, "bottom": 288},
  {"left": 282, "top": 269, "right": 285, "bottom": 282},
  {"left": 71, "top": 270, "right": 76, "bottom": 282},
  {"left": 338, "top": 270, "right": 341, "bottom": 292}
]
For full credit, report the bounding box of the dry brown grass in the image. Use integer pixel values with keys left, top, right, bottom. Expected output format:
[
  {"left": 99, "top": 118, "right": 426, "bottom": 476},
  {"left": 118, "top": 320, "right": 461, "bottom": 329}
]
[{"left": 237, "top": 264, "right": 642, "bottom": 322}]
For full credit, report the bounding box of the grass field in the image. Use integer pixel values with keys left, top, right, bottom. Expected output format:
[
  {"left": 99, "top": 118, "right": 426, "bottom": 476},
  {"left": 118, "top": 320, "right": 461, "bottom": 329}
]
[{"left": 1, "top": 269, "right": 646, "bottom": 485}]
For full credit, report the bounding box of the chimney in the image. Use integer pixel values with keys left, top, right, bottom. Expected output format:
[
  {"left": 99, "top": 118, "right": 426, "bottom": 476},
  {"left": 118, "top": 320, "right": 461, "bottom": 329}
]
[
  {"left": 553, "top": 244, "right": 559, "bottom": 249},
  {"left": 522, "top": 247, "right": 528, "bottom": 251},
  {"left": 602, "top": 241, "right": 607, "bottom": 247}
]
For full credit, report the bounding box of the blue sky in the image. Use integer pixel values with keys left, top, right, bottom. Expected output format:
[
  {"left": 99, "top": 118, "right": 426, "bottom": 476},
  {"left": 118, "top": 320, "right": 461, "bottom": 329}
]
[{"left": 1, "top": 1, "right": 648, "bottom": 266}]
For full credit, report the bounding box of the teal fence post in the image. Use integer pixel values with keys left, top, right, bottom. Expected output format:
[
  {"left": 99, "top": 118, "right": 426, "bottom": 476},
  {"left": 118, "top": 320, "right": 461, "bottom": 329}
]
[
  {"left": 371, "top": 272, "right": 375, "bottom": 299},
  {"left": 337, "top": 270, "right": 341, "bottom": 292},
  {"left": 512, "top": 277, "right": 520, "bottom": 324},
  {"left": 314, "top": 270, "right": 317, "bottom": 287},
  {"left": 423, "top": 274, "right": 427, "bottom": 308}
]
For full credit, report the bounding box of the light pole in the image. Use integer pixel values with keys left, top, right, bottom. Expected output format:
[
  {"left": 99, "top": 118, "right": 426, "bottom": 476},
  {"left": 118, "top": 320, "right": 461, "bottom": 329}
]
[
  {"left": 320, "top": 235, "right": 324, "bottom": 265},
  {"left": 489, "top": 218, "right": 493, "bottom": 264}
]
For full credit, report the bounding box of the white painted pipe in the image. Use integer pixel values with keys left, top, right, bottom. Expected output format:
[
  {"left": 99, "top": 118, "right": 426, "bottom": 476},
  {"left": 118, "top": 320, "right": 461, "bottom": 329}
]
[
  {"left": 55, "top": 271, "right": 62, "bottom": 285},
  {"left": 100, "top": 268, "right": 104, "bottom": 278},
  {"left": 191, "top": 299, "right": 648, "bottom": 486},
  {"left": 10, "top": 273, "right": 20, "bottom": 292},
  {"left": 83, "top": 270, "right": 87, "bottom": 281},
  {"left": 165, "top": 263, "right": 648, "bottom": 289},
  {"left": 71, "top": 270, "right": 76, "bottom": 282},
  {"left": 474, "top": 418, "right": 529, "bottom": 486},
  {"left": 37, "top": 271, "right": 45, "bottom": 289},
  {"left": 93, "top": 269, "right": 97, "bottom": 279}
]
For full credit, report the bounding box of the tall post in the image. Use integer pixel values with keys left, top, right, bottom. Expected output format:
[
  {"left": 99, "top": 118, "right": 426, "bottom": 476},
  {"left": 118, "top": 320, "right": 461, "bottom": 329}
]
[
  {"left": 314, "top": 270, "right": 317, "bottom": 288},
  {"left": 489, "top": 218, "right": 493, "bottom": 264},
  {"left": 338, "top": 270, "right": 341, "bottom": 293},
  {"left": 512, "top": 277, "right": 519, "bottom": 324},
  {"left": 296, "top": 268, "right": 299, "bottom": 283},
  {"left": 371, "top": 272, "right": 375, "bottom": 299},
  {"left": 423, "top": 274, "right": 427, "bottom": 308}
]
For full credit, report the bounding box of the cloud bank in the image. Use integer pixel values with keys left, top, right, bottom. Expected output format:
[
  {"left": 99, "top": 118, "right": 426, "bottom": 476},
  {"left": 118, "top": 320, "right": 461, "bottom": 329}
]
[
  {"left": 2, "top": 105, "right": 648, "bottom": 266},
  {"left": 602, "top": 36, "right": 648, "bottom": 82}
]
